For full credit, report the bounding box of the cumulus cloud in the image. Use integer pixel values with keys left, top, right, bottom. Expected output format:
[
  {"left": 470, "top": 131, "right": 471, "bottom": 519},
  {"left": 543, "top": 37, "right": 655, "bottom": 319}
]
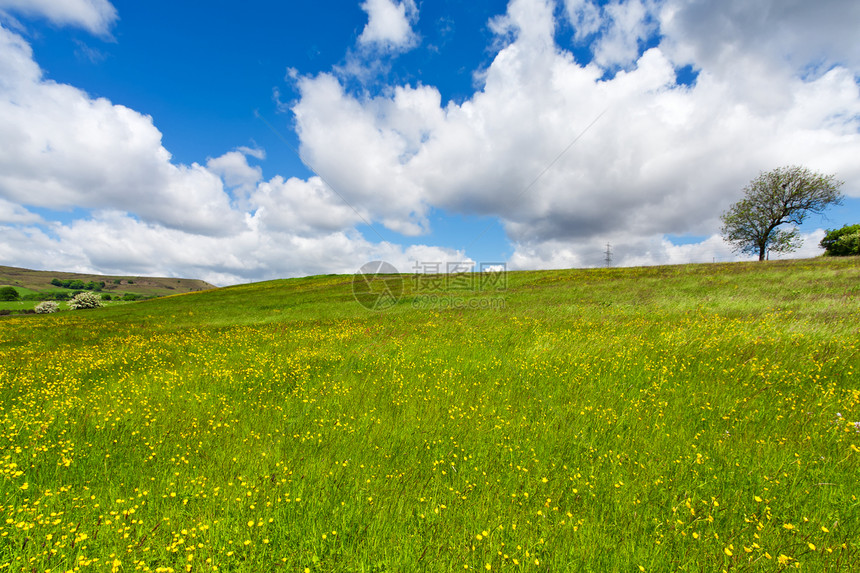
[
  {"left": 0, "top": 25, "right": 244, "bottom": 236},
  {"left": 0, "top": 0, "right": 117, "bottom": 36},
  {"left": 358, "top": 0, "right": 418, "bottom": 51},
  {"left": 206, "top": 149, "right": 264, "bottom": 200},
  {"left": 0, "top": 22, "right": 422, "bottom": 284},
  {"left": 0, "top": 198, "right": 41, "bottom": 224},
  {"left": 593, "top": 0, "right": 656, "bottom": 68},
  {"left": 0, "top": 21, "right": 474, "bottom": 285},
  {"left": 0, "top": 210, "right": 472, "bottom": 286},
  {"left": 292, "top": 73, "right": 438, "bottom": 236},
  {"left": 659, "top": 0, "right": 860, "bottom": 76},
  {"left": 564, "top": 0, "right": 601, "bottom": 40},
  {"left": 564, "top": 0, "right": 657, "bottom": 68},
  {"left": 290, "top": 0, "right": 860, "bottom": 271},
  {"left": 249, "top": 176, "right": 366, "bottom": 236}
]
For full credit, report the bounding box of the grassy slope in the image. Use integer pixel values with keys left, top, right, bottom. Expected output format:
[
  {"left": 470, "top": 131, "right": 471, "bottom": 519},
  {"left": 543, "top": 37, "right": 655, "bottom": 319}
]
[
  {"left": 0, "top": 257, "right": 859, "bottom": 571},
  {"left": 0, "top": 265, "right": 216, "bottom": 297}
]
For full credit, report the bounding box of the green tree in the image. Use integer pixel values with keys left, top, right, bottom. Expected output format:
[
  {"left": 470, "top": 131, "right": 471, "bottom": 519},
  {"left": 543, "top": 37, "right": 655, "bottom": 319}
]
[
  {"left": 0, "top": 286, "right": 19, "bottom": 301},
  {"left": 820, "top": 224, "right": 860, "bottom": 256},
  {"left": 721, "top": 166, "right": 844, "bottom": 261}
]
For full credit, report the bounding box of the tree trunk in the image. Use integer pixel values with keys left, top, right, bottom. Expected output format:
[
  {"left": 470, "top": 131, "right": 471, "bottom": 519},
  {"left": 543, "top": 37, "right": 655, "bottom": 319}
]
[{"left": 758, "top": 244, "right": 766, "bottom": 261}]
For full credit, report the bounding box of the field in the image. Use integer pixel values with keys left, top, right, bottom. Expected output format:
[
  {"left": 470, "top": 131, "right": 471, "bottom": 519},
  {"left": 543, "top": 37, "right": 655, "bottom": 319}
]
[
  {"left": 1, "top": 258, "right": 859, "bottom": 572},
  {"left": 0, "top": 265, "right": 215, "bottom": 304},
  {"left": 0, "top": 300, "right": 139, "bottom": 312}
]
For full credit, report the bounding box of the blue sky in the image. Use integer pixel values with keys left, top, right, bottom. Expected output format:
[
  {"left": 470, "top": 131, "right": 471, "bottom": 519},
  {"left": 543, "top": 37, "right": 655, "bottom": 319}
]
[{"left": 0, "top": 0, "right": 858, "bottom": 284}]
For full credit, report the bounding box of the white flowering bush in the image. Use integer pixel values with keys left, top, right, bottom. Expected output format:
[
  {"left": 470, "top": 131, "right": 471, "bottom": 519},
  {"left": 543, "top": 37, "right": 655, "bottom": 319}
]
[
  {"left": 68, "top": 291, "right": 103, "bottom": 310},
  {"left": 34, "top": 301, "right": 60, "bottom": 314}
]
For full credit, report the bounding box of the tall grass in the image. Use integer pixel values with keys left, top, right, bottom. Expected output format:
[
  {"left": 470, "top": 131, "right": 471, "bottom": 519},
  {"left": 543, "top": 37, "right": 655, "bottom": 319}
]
[{"left": 0, "top": 257, "right": 858, "bottom": 571}]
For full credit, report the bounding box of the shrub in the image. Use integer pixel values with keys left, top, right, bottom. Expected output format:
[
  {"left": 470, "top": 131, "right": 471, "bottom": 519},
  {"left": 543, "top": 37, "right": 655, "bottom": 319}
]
[
  {"left": 0, "top": 286, "right": 20, "bottom": 301},
  {"left": 101, "top": 293, "right": 112, "bottom": 301},
  {"left": 820, "top": 224, "right": 860, "bottom": 256},
  {"left": 35, "top": 301, "right": 60, "bottom": 314},
  {"left": 122, "top": 293, "right": 140, "bottom": 301},
  {"left": 68, "top": 291, "right": 103, "bottom": 310}
]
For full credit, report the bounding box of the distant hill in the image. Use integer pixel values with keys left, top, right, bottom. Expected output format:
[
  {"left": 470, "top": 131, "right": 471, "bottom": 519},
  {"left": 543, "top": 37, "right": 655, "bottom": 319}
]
[{"left": 0, "top": 265, "right": 216, "bottom": 298}]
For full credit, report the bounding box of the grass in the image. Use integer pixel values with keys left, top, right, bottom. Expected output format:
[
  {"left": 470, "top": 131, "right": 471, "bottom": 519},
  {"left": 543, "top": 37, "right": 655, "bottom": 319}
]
[
  {"left": 0, "top": 286, "right": 41, "bottom": 297},
  {"left": 0, "top": 299, "right": 136, "bottom": 312},
  {"left": 0, "top": 257, "right": 859, "bottom": 571}
]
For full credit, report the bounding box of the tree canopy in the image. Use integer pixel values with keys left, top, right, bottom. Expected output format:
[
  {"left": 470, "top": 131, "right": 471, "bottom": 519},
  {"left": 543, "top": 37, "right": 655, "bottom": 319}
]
[
  {"left": 720, "top": 166, "right": 844, "bottom": 261},
  {"left": 820, "top": 224, "right": 860, "bottom": 256},
  {"left": 0, "top": 286, "right": 19, "bottom": 301}
]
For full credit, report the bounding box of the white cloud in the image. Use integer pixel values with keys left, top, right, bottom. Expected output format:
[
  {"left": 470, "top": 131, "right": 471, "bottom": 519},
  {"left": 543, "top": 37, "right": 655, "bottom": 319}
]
[
  {"left": 659, "top": 0, "right": 860, "bottom": 76},
  {"left": 50, "top": 211, "right": 366, "bottom": 283},
  {"left": 592, "top": 0, "right": 656, "bottom": 68},
  {"left": 358, "top": 0, "right": 418, "bottom": 51},
  {"left": 0, "top": 204, "right": 474, "bottom": 286},
  {"left": 0, "top": 198, "right": 41, "bottom": 224},
  {"left": 249, "top": 176, "right": 365, "bottom": 236},
  {"left": 289, "top": 0, "right": 860, "bottom": 270},
  {"left": 206, "top": 149, "right": 264, "bottom": 199},
  {"left": 489, "top": 0, "right": 556, "bottom": 49},
  {"left": 32, "top": 212, "right": 471, "bottom": 286},
  {"left": 563, "top": 0, "right": 657, "bottom": 68},
  {"left": 0, "top": 224, "right": 76, "bottom": 273},
  {"left": 237, "top": 146, "right": 265, "bottom": 160},
  {"left": 0, "top": 25, "right": 243, "bottom": 236},
  {"left": 0, "top": 0, "right": 117, "bottom": 36},
  {"left": 292, "top": 73, "right": 438, "bottom": 236},
  {"left": 564, "top": 0, "right": 601, "bottom": 40},
  {"left": 0, "top": 21, "right": 481, "bottom": 285}
]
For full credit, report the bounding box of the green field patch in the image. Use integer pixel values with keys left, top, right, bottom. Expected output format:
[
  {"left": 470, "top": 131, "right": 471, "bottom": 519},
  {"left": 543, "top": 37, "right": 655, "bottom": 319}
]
[
  {"left": 0, "top": 300, "right": 36, "bottom": 310},
  {"left": 0, "top": 284, "right": 40, "bottom": 296}
]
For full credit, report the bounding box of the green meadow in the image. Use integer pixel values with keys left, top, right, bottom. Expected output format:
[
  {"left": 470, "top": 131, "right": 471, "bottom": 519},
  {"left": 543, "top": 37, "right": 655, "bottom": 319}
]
[{"left": 1, "top": 258, "right": 859, "bottom": 572}]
